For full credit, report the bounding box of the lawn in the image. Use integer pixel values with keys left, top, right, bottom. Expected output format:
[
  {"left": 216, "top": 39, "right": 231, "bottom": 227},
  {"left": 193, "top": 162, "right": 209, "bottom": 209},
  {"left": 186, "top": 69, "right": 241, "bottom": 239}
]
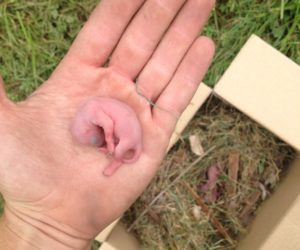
[
  {"left": 0, "top": 0, "right": 299, "bottom": 102},
  {"left": 0, "top": 0, "right": 299, "bottom": 246}
]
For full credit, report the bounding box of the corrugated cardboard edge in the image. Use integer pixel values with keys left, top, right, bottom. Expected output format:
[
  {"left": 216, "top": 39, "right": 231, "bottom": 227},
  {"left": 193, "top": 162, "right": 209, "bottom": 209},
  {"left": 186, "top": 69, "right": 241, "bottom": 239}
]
[
  {"left": 95, "top": 220, "right": 119, "bottom": 242},
  {"left": 167, "top": 83, "right": 212, "bottom": 150},
  {"left": 105, "top": 223, "right": 140, "bottom": 250},
  {"left": 96, "top": 83, "right": 212, "bottom": 248},
  {"left": 214, "top": 34, "right": 300, "bottom": 151}
]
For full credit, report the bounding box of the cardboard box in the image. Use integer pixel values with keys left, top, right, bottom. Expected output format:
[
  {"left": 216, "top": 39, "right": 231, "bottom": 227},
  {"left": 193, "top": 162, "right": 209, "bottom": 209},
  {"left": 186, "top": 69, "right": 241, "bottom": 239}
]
[{"left": 97, "top": 35, "right": 300, "bottom": 249}]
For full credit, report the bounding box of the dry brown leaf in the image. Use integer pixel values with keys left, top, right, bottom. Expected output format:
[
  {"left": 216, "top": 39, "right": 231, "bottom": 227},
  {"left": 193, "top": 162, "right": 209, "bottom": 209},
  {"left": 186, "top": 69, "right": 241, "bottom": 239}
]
[
  {"left": 173, "top": 146, "right": 188, "bottom": 163},
  {"left": 201, "top": 165, "right": 220, "bottom": 203},
  {"left": 148, "top": 208, "right": 161, "bottom": 224},
  {"left": 242, "top": 159, "right": 258, "bottom": 180},
  {"left": 184, "top": 183, "right": 234, "bottom": 245},
  {"left": 192, "top": 205, "right": 202, "bottom": 220},
  {"left": 226, "top": 152, "right": 240, "bottom": 196},
  {"left": 189, "top": 134, "right": 205, "bottom": 156},
  {"left": 240, "top": 191, "right": 261, "bottom": 219},
  {"left": 228, "top": 200, "right": 237, "bottom": 210},
  {"left": 258, "top": 182, "right": 268, "bottom": 200}
]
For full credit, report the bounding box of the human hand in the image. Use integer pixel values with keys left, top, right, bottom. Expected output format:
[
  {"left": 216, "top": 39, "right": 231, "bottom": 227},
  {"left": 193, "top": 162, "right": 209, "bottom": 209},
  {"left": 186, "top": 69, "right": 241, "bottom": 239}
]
[{"left": 0, "top": 0, "right": 215, "bottom": 249}]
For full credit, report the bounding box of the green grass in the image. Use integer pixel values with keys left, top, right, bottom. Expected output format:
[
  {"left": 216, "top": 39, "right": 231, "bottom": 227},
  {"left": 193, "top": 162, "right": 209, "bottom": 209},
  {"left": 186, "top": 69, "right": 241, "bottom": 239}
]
[
  {"left": 0, "top": 0, "right": 299, "bottom": 243},
  {"left": 203, "top": 0, "right": 300, "bottom": 86},
  {"left": 0, "top": 0, "right": 299, "bottom": 99},
  {"left": 0, "top": 0, "right": 97, "bottom": 100}
]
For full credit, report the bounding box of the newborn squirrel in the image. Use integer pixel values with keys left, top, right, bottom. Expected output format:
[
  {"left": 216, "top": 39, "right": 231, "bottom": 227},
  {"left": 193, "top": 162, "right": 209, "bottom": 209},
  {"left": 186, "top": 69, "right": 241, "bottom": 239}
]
[{"left": 71, "top": 97, "right": 142, "bottom": 176}]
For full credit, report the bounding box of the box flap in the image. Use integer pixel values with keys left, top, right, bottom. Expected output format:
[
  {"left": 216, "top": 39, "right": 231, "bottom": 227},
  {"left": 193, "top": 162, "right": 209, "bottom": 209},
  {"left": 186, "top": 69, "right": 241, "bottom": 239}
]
[
  {"left": 99, "top": 242, "right": 115, "bottom": 250},
  {"left": 168, "top": 83, "right": 212, "bottom": 150},
  {"left": 96, "top": 220, "right": 119, "bottom": 242},
  {"left": 214, "top": 35, "right": 300, "bottom": 151},
  {"left": 105, "top": 224, "right": 140, "bottom": 250},
  {"left": 238, "top": 156, "right": 300, "bottom": 250}
]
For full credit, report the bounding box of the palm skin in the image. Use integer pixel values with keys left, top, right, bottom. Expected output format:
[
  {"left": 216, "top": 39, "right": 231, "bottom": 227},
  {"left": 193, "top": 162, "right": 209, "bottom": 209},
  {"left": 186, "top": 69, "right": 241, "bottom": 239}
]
[
  {"left": 2, "top": 68, "right": 167, "bottom": 237},
  {"left": 0, "top": 0, "right": 215, "bottom": 248}
]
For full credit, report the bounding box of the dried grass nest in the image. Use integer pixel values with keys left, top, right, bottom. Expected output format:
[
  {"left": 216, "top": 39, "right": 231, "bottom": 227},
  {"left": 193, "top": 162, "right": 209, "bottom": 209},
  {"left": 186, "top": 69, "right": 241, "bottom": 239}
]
[{"left": 123, "top": 96, "right": 295, "bottom": 250}]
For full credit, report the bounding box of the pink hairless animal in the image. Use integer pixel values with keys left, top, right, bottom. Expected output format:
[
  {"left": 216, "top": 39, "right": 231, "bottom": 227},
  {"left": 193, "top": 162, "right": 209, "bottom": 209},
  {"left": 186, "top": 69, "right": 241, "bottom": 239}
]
[{"left": 71, "top": 97, "right": 142, "bottom": 176}]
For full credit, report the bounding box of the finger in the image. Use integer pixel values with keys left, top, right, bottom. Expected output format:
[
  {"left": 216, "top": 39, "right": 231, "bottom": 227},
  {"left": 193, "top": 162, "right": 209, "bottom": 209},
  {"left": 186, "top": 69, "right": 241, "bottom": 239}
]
[
  {"left": 64, "top": 0, "right": 146, "bottom": 67},
  {"left": 109, "top": 0, "right": 187, "bottom": 79},
  {"left": 153, "top": 36, "right": 215, "bottom": 136},
  {"left": 137, "top": 0, "right": 215, "bottom": 100}
]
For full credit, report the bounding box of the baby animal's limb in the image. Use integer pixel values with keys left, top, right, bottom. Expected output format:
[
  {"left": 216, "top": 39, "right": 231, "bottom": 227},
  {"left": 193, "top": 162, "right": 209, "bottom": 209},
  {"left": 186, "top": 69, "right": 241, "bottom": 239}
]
[{"left": 103, "top": 160, "right": 122, "bottom": 177}]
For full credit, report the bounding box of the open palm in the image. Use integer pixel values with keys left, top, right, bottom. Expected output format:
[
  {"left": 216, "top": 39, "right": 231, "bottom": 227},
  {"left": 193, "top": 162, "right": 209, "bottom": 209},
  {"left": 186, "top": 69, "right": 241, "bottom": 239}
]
[{"left": 0, "top": 0, "right": 215, "bottom": 247}]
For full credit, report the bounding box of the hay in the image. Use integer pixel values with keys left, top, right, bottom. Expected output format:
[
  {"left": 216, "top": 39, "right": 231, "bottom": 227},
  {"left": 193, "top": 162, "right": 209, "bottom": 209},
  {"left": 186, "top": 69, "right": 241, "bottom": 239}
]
[{"left": 123, "top": 96, "right": 295, "bottom": 250}]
